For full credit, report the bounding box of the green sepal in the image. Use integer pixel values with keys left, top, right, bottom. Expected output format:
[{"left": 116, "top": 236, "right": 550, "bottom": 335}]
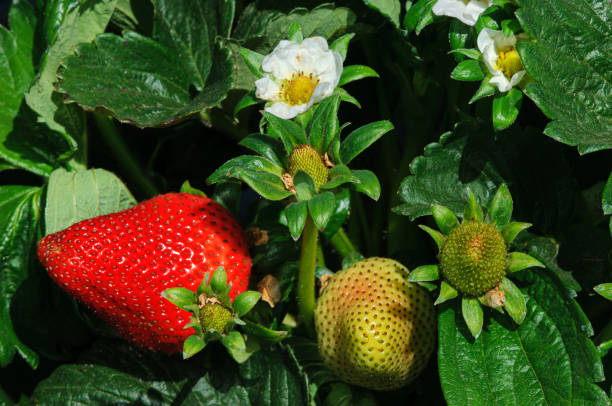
[
  {"left": 341, "top": 251, "right": 365, "bottom": 270},
  {"left": 448, "top": 48, "right": 481, "bottom": 60},
  {"left": 183, "top": 316, "right": 201, "bottom": 331},
  {"left": 501, "top": 19, "right": 521, "bottom": 36},
  {"left": 451, "top": 60, "right": 485, "bottom": 82},
  {"left": 419, "top": 224, "right": 446, "bottom": 251},
  {"left": 285, "top": 201, "right": 308, "bottom": 240},
  {"left": 233, "top": 291, "right": 261, "bottom": 317},
  {"left": 210, "top": 267, "right": 228, "bottom": 295},
  {"left": 241, "top": 320, "right": 288, "bottom": 344},
  {"left": 408, "top": 264, "right": 440, "bottom": 282},
  {"left": 417, "top": 282, "right": 438, "bottom": 291},
  {"left": 196, "top": 272, "right": 212, "bottom": 296},
  {"left": 499, "top": 277, "right": 527, "bottom": 324},
  {"left": 339, "top": 121, "right": 393, "bottom": 165},
  {"left": 294, "top": 109, "right": 314, "bottom": 129},
  {"left": 334, "top": 87, "right": 361, "bottom": 109},
  {"left": 477, "top": 294, "right": 504, "bottom": 313},
  {"left": 435, "top": 281, "right": 458, "bottom": 305},
  {"left": 492, "top": 88, "right": 523, "bottom": 131},
  {"left": 238, "top": 133, "right": 285, "bottom": 168},
  {"left": 431, "top": 204, "right": 459, "bottom": 234},
  {"left": 462, "top": 297, "right": 484, "bottom": 339},
  {"left": 507, "top": 252, "right": 545, "bottom": 273},
  {"left": 294, "top": 171, "right": 316, "bottom": 201},
  {"left": 220, "top": 330, "right": 247, "bottom": 360},
  {"left": 287, "top": 23, "right": 303, "bottom": 42},
  {"left": 308, "top": 95, "right": 340, "bottom": 154},
  {"left": 338, "top": 65, "right": 379, "bottom": 86},
  {"left": 206, "top": 155, "right": 283, "bottom": 184},
  {"left": 470, "top": 79, "right": 496, "bottom": 104},
  {"left": 235, "top": 170, "right": 292, "bottom": 201},
  {"left": 179, "top": 181, "right": 207, "bottom": 197},
  {"left": 234, "top": 91, "right": 260, "bottom": 118},
  {"left": 308, "top": 192, "right": 335, "bottom": 231},
  {"left": 264, "top": 112, "right": 308, "bottom": 154},
  {"left": 321, "top": 164, "right": 357, "bottom": 189},
  {"left": 183, "top": 335, "right": 206, "bottom": 359},
  {"left": 350, "top": 169, "right": 381, "bottom": 201},
  {"left": 161, "top": 287, "right": 196, "bottom": 310},
  {"left": 330, "top": 33, "right": 355, "bottom": 61},
  {"left": 463, "top": 188, "right": 484, "bottom": 222},
  {"left": 487, "top": 184, "right": 513, "bottom": 227},
  {"left": 240, "top": 47, "right": 264, "bottom": 78},
  {"left": 594, "top": 283, "right": 612, "bottom": 301},
  {"left": 500, "top": 222, "right": 532, "bottom": 244}
]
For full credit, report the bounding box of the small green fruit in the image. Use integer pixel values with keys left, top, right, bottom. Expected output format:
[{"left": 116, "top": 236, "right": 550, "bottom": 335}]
[
  {"left": 287, "top": 145, "right": 328, "bottom": 190},
  {"left": 199, "top": 299, "right": 234, "bottom": 334},
  {"left": 439, "top": 222, "right": 507, "bottom": 296},
  {"left": 314, "top": 257, "right": 436, "bottom": 391}
]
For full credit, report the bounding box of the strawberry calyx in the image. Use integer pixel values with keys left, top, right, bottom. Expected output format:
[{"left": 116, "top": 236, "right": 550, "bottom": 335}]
[{"left": 162, "top": 267, "right": 287, "bottom": 363}]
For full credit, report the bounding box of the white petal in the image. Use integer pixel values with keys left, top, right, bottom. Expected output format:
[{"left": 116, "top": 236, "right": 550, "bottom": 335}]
[
  {"left": 265, "top": 102, "right": 309, "bottom": 119},
  {"left": 255, "top": 76, "right": 280, "bottom": 101},
  {"left": 310, "top": 82, "right": 332, "bottom": 103},
  {"left": 301, "top": 36, "right": 329, "bottom": 52},
  {"left": 463, "top": 1, "right": 489, "bottom": 25},
  {"left": 482, "top": 45, "right": 500, "bottom": 75},
  {"left": 477, "top": 28, "right": 496, "bottom": 53},
  {"left": 261, "top": 53, "right": 293, "bottom": 80},
  {"left": 489, "top": 73, "right": 512, "bottom": 92},
  {"left": 509, "top": 70, "right": 526, "bottom": 88}
]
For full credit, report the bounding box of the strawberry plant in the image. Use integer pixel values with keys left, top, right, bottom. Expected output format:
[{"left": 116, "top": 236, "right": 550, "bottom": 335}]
[{"left": 1, "top": 0, "right": 611, "bottom": 405}]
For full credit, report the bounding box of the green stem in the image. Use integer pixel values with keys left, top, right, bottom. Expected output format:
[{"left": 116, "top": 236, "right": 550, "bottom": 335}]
[
  {"left": 297, "top": 214, "right": 318, "bottom": 336},
  {"left": 329, "top": 228, "right": 357, "bottom": 258},
  {"left": 595, "top": 318, "right": 612, "bottom": 345},
  {"left": 93, "top": 114, "right": 159, "bottom": 198}
]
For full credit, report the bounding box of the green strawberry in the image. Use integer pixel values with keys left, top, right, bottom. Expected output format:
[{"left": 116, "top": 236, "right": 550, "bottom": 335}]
[
  {"left": 439, "top": 221, "right": 507, "bottom": 296},
  {"left": 314, "top": 257, "right": 436, "bottom": 390},
  {"left": 287, "top": 144, "right": 328, "bottom": 190}
]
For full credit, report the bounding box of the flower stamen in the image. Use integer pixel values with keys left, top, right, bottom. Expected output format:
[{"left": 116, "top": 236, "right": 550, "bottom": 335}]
[
  {"left": 279, "top": 72, "right": 320, "bottom": 106},
  {"left": 495, "top": 47, "right": 523, "bottom": 79}
]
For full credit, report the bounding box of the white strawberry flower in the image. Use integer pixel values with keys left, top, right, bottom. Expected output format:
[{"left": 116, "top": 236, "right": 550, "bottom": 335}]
[
  {"left": 255, "top": 37, "right": 343, "bottom": 119},
  {"left": 477, "top": 28, "right": 527, "bottom": 92},
  {"left": 432, "top": 0, "right": 490, "bottom": 26}
]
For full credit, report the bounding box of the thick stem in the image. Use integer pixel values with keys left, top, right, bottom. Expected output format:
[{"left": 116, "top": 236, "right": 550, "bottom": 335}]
[
  {"left": 329, "top": 228, "right": 357, "bottom": 258},
  {"left": 93, "top": 114, "right": 159, "bottom": 198},
  {"left": 297, "top": 214, "right": 318, "bottom": 336}
]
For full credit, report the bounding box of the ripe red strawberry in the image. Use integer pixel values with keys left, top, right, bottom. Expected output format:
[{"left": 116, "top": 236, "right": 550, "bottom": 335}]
[{"left": 37, "top": 193, "right": 251, "bottom": 354}]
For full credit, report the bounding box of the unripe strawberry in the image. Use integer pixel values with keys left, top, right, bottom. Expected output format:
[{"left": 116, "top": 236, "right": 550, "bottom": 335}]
[
  {"left": 314, "top": 257, "right": 436, "bottom": 391},
  {"left": 37, "top": 193, "right": 251, "bottom": 354},
  {"left": 287, "top": 144, "right": 328, "bottom": 190},
  {"left": 439, "top": 222, "right": 506, "bottom": 296},
  {"left": 199, "top": 298, "right": 234, "bottom": 334}
]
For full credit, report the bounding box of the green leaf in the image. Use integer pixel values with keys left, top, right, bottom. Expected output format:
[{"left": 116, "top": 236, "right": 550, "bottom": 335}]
[
  {"left": 419, "top": 225, "right": 445, "bottom": 251},
  {"left": 333, "top": 87, "right": 361, "bottom": 109},
  {"left": 439, "top": 296, "right": 573, "bottom": 405},
  {"left": 308, "top": 192, "right": 335, "bottom": 231},
  {"left": 207, "top": 155, "right": 283, "bottom": 185},
  {"left": 308, "top": 95, "right": 340, "bottom": 154},
  {"left": 321, "top": 188, "right": 351, "bottom": 239},
  {"left": 448, "top": 48, "right": 481, "bottom": 60},
  {"left": 340, "top": 121, "right": 393, "bottom": 164},
  {"left": 321, "top": 165, "right": 357, "bottom": 190},
  {"left": 515, "top": 0, "right": 612, "bottom": 154},
  {"left": 240, "top": 47, "right": 265, "bottom": 78},
  {"left": 431, "top": 204, "right": 459, "bottom": 234},
  {"left": 264, "top": 112, "right": 308, "bottom": 154},
  {"left": 594, "top": 283, "right": 612, "bottom": 301},
  {"left": 161, "top": 287, "right": 196, "bottom": 309},
  {"left": 221, "top": 331, "right": 249, "bottom": 363},
  {"left": 239, "top": 134, "right": 286, "bottom": 168},
  {"left": 44, "top": 168, "right": 136, "bottom": 235},
  {"left": 350, "top": 169, "right": 381, "bottom": 201},
  {"left": 180, "top": 180, "right": 207, "bottom": 197},
  {"left": 233, "top": 292, "right": 261, "bottom": 317},
  {"left": 363, "top": 0, "right": 401, "bottom": 27},
  {"left": 603, "top": 170, "right": 612, "bottom": 215},
  {"left": 237, "top": 170, "right": 293, "bottom": 201},
  {"left": 293, "top": 171, "right": 316, "bottom": 202},
  {"left": 241, "top": 320, "right": 288, "bottom": 344},
  {"left": 210, "top": 267, "right": 228, "bottom": 295},
  {"left": 492, "top": 88, "right": 523, "bottom": 131},
  {"left": 32, "top": 340, "right": 307, "bottom": 405},
  {"left": 26, "top": 0, "right": 116, "bottom": 138},
  {"left": 487, "top": 183, "right": 513, "bottom": 227},
  {"left": 435, "top": 281, "right": 458, "bottom": 305},
  {"left": 183, "top": 335, "right": 206, "bottom": 359},
  {"left": 461, "top": 297, "right": 483, "bottom": 339},
  {"left": 338, "top": 65, "right": 379, "bottom": 87},
  {"left": 234, "top": 91, "right": 260, "bottom": 116},
  {"left": 469, "top": 79, "right": 496, "bottom": 104},
  {"left": 450, "top": 60, "right": 485, "bottom": 82},
  {"left": 507, "top": 252, "right": 545, "bottom": 273},
  {"left": 330, "top": 33, "right": 355, "bottom": 61},
  {"left": 0, "top": 186, "right": 41, "bottom": 368},
  {"left": 285, "top": 201, "right": 308, "bottom": 240},
  {"left": 404, "top": 0, "right": 436, "bottom": 34},
  {"left": 499, "top": 277, "right": 526, "bottom": 324},
  {"left": 408, "top": 265, "right": 440, "bottom": 282},
  {"left": 500, "top": 221, "right": 532, "bottom": 244},
  {"left": 58, "top": 30, "right": 233, "bottom": 128}
]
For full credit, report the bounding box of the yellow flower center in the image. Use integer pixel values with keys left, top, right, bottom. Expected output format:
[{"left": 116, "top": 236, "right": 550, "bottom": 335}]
[
  {"left": 279, "top": 72, "right": 319, "bottom": 106},
  {"left": 495, "top": 47, "right": 523, "bottom": 79}
]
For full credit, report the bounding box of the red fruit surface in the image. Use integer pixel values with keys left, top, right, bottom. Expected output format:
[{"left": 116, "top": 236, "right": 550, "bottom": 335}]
[{"left": 37, "top": 193, "right": 251, "bottom": 354}]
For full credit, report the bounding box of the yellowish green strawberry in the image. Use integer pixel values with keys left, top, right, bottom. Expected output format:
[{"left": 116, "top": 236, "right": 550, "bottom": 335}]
[
  {"left": 287, "top": 145, "right": 328, "bottom": 190},
  {"left": 314, "top": 257, "right": 436, "bottom": 391}
]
